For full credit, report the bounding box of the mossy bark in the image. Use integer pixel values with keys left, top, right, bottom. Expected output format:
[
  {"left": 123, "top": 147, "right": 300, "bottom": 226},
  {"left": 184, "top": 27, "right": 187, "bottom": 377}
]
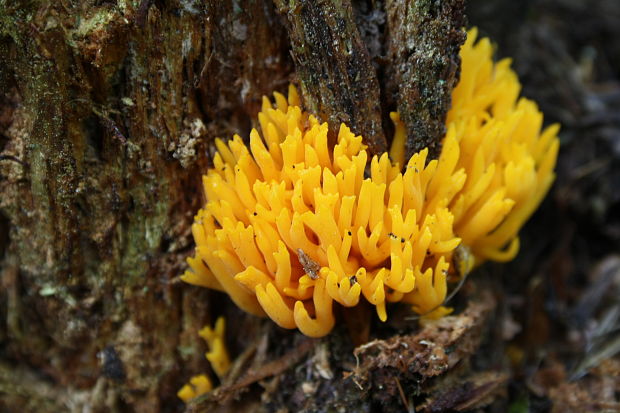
[
  {"left": 273, "top": 0, "right": 387, "bottom": 156},
  {"left": 385, "top": 0, "right": 466, "bottom": 160},
  {"left": 0, "top": 1, "right": 291, "bottom": 411},
  {"left": 0, "top": 1, "right": 471, "bottom": 412}
]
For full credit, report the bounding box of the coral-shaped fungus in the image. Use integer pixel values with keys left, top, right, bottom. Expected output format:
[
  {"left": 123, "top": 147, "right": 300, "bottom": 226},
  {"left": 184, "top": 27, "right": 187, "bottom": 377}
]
[
  {"left": 177, "top": 374, "right": 212, "bottom": 402},
  {"left": 177, "top": 317, "right": 230, "bottom": 402},
  {"left": 182, "top": 29, "right": 559, "bottom": 338}
]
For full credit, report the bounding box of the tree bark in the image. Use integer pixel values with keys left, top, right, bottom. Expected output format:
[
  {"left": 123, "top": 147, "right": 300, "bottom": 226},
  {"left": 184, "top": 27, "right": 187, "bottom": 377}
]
[
  {"left": 385, "top": 0, "right": 466, "bottom": 159},
  {"left": 273, "top": 0, "right": 387, "bottom": 156},
  {"left": 1, "top": 1, "right": 291, "bottom": 411}
]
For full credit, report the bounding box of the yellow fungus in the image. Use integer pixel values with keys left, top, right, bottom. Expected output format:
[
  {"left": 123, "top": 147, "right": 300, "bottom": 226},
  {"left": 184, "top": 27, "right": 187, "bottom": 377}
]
[
  {"left": 198, "top": 316, "right": 230, "bottom": 378},
  {"left": 177, "top": 317, "right": 231, "bottom": 402},
  {"left": 182, "top": 29, "right": 559, "bottom": 337},
  {"left": 177, "top": 374, "right": 213, "bottom": 402}
]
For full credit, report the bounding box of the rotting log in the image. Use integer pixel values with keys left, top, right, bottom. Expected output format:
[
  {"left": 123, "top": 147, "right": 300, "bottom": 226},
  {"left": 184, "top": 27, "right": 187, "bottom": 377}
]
[{"left": 0, "top": 1, "right": 291, "bottom": 411}]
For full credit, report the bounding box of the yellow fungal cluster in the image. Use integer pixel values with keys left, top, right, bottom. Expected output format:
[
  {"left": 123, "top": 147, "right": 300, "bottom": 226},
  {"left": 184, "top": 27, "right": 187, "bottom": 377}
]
[
  {"left": 411, "top": 28, "right": 560, "bottom": 264},
  {"left": 177, "top": 374, "right": 212, "bottom": 403},
  {"left": 181, "top": 28, "right": 559, "bottom": 337},
  {"left": 198, "top": 317, "right": 230, "bottom": 378},
  {"left": 177, "top": 317, "right": 231, "bottom": 402}
]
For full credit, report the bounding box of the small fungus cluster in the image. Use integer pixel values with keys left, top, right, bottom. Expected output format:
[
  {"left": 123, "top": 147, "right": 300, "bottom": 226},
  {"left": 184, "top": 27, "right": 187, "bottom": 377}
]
[
  {"left": 177, "top": 317, "right": 230, "bottom": 402},
  {"left": 181, "top": 29, "right": 559, "bottom": 338}
]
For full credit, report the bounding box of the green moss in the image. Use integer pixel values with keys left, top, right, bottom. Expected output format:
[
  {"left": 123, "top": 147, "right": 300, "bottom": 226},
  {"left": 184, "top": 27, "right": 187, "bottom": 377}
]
[
  {"left": 73, "top": 9, "right": 117, "bottom": 38},
  {"left": 0, "top": 1, "right": 32, "bottom": 41},
  {"left": 120, "top": 178, "right": 170, "bottom": 284}
]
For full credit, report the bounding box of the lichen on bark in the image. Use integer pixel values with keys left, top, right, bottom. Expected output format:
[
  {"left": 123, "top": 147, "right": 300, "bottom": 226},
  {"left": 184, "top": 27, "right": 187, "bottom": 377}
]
[{"left": 385, "top": 0, "right": 466, "bottom": 160}]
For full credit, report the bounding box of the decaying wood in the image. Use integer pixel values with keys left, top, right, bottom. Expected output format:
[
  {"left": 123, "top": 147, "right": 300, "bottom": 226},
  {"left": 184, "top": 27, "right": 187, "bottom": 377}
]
[
  {"left": 187, "top": 338, "right": 315, "bottom": 411},
  {"left": 420, "top": 371, "right": 509, "bottom": 412},
  {"left": 273, "top": 0, "right": 387, "bottom": 156},
  {"left": 0, "top": 1, "right": 291, "bottom": 411},
  {"left": 352, "top": 292, "right": 497, "bottom": 406},
  {"left": 385, "top": 0, "right": 466, "bottom": 160},
  {"left": 241, "top": 291, "right": 501, "bottom": 412}
]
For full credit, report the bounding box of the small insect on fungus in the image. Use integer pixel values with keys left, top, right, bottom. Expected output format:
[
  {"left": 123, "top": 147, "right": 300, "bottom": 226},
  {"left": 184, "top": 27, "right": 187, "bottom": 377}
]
[{"left": 297, "top": 248, "right": 320, "bottom": 280}]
